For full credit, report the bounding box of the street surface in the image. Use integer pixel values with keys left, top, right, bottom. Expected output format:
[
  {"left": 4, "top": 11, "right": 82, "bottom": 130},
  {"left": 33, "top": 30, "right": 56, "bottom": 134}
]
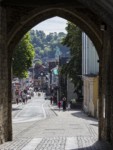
[
  {"left": 12, "top": 93, "right": 46, "bottom": 123},
  {"left": 0, "top": 92, "right": 112, "bottom": 150}
]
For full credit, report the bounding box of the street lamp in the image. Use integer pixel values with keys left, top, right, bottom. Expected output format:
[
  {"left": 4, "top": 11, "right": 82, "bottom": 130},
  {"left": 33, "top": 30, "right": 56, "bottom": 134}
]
[
  {"left": 32, "top": 63, "right": 35, "bottom": 86},
  {"left": 40, "top": 72, "right": 44, "bottom": 91}
]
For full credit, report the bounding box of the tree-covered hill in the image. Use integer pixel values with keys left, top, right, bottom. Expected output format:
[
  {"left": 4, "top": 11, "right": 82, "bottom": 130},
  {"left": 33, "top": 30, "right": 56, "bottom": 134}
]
[{"left": 30, "top": 30, "right": 69, "bottom": 64}]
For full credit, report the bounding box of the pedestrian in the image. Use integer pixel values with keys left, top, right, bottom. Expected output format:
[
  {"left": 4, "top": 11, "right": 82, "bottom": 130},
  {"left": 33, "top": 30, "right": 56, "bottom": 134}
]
[
  {"left": 16, "top": 97, "right": 19, "bottom": 105},
  {"left": 19, "top": 90, "right": 22, "bottom": 103},
  {"left": 15, "top": 89, "right": 19, "bottom": 105},
  {"left": 62, "top": 95, "right": 66, "bottom": 111},
  {"left": 58, "top": 101, "right": 61, "bottom": 111},
  {"left": 38, "top": 92, "right": 41, "bottom": 97},
  {"left": 67, "top": 101, "right": 71, "bottom": 111},
  {"left": 50, "top": 96, "right": 53, "bottom": 105},
  {"left": 21, "top": 90, "right": 26, "bottom": 104}
]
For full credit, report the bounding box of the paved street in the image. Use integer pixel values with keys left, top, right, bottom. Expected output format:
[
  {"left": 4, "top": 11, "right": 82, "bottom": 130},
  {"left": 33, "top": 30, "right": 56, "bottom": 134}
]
[
  {"left": 0, "top": 93, "right": 112, "bottom": 150},
  {"left": 12, "top": 93, "right": 47, "bottom": 123}
]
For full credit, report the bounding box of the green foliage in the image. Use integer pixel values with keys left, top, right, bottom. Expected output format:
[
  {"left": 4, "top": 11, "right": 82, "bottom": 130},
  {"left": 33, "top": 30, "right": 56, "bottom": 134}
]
[
  {"left": 35, "top": 60, "right": 42, "bottom": 67},
  {"left": 12, "top": 32, "right": 35, "bottom": 78},
  {"left": 29, "top": 30, "right": 69, "bottom": 61},
  {"left": 61, "top": 22, "right": 82, "bottom": 95}
]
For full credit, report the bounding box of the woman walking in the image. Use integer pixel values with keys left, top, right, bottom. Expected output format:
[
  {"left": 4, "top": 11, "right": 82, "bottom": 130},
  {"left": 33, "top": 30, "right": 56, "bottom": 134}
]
[
  {"left": 62, "top": 95, "right": 66, "bottom": 111},
  {"left": 58, "top": 101, "right": 61, "bottom": 111}
]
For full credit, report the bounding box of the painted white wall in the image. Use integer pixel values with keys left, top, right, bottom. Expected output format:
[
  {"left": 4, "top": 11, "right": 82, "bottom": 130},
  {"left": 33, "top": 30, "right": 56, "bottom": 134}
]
[
  {"left": 82, "top": 33, "right": 99, "bottom": 118},
  {"left": 82, "top": 32, "right": 99, "bottom": 75}
]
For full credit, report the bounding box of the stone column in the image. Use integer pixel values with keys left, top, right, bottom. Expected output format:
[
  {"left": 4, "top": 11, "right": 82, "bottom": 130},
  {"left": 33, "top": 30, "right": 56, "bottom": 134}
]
[
  {"left": 99, "top": 26, "right": 113, "bottom": 142},
  {"left": 0, "top": 6, "right": 12, "bottom": 143},
  {"left": 109, "top": 30, "right": 113, "bottom": 144}
]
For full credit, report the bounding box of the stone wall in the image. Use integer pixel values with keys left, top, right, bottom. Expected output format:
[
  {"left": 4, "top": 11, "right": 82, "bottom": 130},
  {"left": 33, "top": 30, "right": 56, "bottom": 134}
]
[
  {"left": 83, "top": 76, "right": 99, "bottom": 118},
  {"left": 98, "top": 27, "right": 113, "bottom": 143},
  {"left": 0, "top": 6, "right": 12, "bottom": 143}
]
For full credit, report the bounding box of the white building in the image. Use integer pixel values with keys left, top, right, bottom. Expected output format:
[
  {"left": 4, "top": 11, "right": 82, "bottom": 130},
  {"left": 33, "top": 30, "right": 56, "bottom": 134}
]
[
  {"left": 82, "top": 32, "right": 99, "bottom": 118},
  {"left": 82, "top": 33, "right": 99, "bottom": 75}
]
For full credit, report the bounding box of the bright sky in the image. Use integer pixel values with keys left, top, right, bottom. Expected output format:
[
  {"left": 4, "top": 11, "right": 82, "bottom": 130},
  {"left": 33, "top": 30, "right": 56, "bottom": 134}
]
[{"left": 32, "top": 16, "right": 67, "bottom": 34}]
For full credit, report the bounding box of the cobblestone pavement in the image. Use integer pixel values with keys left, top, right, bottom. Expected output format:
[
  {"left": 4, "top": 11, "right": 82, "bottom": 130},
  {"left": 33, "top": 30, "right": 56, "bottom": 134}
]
[{"left": 0, "top": 101, "right": 113, "bottom": 150}]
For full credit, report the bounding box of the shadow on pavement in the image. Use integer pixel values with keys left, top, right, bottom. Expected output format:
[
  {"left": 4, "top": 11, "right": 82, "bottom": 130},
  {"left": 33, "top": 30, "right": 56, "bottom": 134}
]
[
  {"left": 70, "top": 141, "right": 113, "bottom": 150},
  {"left": 90, "top": 123, "right": 98, "bottom": 127},
  {"left": 12, "top": 108, "right": 22, "bottom": 111},
  {"left": 71, "top": 111, "right": 98, "bottom": 122},
  {"left": 50, "top": 105, "right": 98, "bottom": 123}
]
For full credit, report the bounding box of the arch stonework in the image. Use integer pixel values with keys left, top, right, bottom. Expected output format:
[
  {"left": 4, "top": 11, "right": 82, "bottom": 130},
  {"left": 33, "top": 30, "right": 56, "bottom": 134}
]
[
  {"left": 0, "top": 0, "right": 113, "bottom": 145},
  {"left": 7, "top": 7, "right": 102, "bottom": 58}
]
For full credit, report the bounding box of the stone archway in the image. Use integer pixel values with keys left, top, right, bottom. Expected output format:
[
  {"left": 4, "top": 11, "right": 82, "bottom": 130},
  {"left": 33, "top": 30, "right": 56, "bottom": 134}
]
[
  {"left": 7, "top": 7, "right": 102, "bottom": 58},
  {"left": 0, "top": 0, "right": 113, "bottom": 145}
]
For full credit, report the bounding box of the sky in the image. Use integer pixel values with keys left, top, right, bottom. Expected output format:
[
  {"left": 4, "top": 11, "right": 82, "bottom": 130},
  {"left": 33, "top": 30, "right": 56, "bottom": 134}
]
[{"left": 32, "top": 16, "right": 67, "bottom": 34}]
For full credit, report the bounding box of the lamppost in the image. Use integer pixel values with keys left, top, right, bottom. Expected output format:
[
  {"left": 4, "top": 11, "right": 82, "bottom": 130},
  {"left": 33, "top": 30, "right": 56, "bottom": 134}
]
[
  {"left": 40, "top": 72, "right": 44, "bottom": 91},
  {"left": 32, "top": 63, "right": 35, "bottom": 86}
]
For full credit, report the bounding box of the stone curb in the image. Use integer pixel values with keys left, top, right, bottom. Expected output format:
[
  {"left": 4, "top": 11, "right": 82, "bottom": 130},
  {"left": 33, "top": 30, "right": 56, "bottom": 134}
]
[{"left": 48, "top": 104, "right": 58, "bottom": 116}]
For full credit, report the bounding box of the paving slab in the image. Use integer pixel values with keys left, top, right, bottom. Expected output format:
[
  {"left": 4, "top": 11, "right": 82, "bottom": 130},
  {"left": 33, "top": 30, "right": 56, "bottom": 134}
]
[{"left": 0, "top": 100, "right": 112, "bottom": 150}]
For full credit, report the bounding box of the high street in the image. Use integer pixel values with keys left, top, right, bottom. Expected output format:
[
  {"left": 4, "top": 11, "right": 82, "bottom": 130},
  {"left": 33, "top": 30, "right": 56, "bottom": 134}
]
[
  {"left": 12, "top": 93, "right": 47, "bottom": 123},
  {"left": 0, "top": 93, "right": 112, "bottom": 150}
]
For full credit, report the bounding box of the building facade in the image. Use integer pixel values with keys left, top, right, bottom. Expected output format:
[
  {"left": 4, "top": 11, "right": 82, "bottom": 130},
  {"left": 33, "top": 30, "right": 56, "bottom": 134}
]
[{"left": 82, "top": 32, "right": 99, "bottom": 118}]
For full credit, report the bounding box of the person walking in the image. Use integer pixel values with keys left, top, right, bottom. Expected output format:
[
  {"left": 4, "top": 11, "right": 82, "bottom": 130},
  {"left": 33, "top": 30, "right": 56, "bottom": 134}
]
[
  {"left": 21, "top": 90, "right": 27, "bottom": 104},
  {"left": 62, "top": 95, "right": 66, "bottom": 111},
  {"left": 58, "top": 101, "right": 61, "bottom": 111},
  {"left": 15, "top": 89, "right": 19, "bottom": 105},
  {"left": 50, "top": 96, "right": 53, "bottom": 105}
]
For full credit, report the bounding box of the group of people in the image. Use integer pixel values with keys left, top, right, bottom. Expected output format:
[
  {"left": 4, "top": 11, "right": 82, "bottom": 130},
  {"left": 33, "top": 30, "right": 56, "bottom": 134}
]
[
  {"left": 58, "top": 95, "right": 67, "bottom": 111},
  {"left": 50, "top": 94, "right": 71, "bottom": 111},
  {"left": 15, "top": 89, "right": 28, "bottom": 104},
  {"left": 50, "top": 95, "right": 57, "bottom": 105}
]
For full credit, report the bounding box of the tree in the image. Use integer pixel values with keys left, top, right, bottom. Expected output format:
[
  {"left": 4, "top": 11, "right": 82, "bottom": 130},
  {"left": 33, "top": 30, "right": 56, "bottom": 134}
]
[
  {"left": 30, "top": 30, "right": 69, "bottom": 60},
  {"left": 61, "top": 22, "right": 82, "bottom": 98},
  {"left": 35, "top": 59, "right": 42, "bottom": 67},
  {"left": 12, "top": 32, "right": 35, "bottom": 78}
]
